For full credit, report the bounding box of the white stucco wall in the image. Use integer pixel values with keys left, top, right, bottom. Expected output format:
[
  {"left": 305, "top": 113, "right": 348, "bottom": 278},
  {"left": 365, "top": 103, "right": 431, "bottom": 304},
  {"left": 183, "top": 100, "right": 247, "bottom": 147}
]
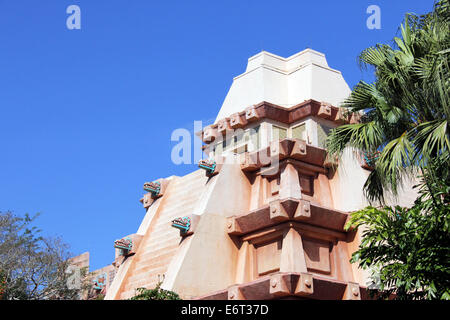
[{"left": 215, "top": 49, "right": 352, "bottom": 122}]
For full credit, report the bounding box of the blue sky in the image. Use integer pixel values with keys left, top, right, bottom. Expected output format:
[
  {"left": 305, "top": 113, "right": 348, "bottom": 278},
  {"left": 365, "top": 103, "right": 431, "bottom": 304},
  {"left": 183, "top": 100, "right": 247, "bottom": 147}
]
[{"left": 0, "top": 0, "right": 435, "bottom": 271}]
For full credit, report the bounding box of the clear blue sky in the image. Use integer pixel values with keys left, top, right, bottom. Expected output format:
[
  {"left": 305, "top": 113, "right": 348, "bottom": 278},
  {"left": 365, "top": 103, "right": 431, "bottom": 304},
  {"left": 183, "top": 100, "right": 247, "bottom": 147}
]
[{"left": 0, "top": 0, "right": 435, "bottom": 271}]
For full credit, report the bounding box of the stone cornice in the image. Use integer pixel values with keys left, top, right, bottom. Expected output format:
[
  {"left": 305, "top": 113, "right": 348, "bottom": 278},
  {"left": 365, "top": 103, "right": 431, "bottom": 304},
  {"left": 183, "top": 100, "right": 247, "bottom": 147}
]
[
  {"left": 194, "top": 272, "right": 368, "bottom": 300},
  {"left": 226, "top": 198, "right": 349, "bottom": 237},
  {"left": 200, "top": 99, "right": 359, "bottom": 143},
  {"left": 239, "top": 138, "right": 331, "bottom": 175}
]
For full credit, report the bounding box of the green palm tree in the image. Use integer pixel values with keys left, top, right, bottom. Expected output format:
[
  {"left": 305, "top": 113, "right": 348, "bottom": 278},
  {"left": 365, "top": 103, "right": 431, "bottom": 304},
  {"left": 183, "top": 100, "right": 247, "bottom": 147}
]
[{"left": 326, "top": 0, "right": 449, "bottom": 202}]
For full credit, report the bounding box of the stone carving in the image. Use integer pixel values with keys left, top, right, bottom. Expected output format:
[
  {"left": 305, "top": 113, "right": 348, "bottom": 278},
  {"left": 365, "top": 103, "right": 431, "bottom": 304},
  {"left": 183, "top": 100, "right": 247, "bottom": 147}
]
[
  {"left": 362, "top": 151, "right": 381, "bottom": 169},
  {"left": 244, "top": 105, "right": 260, "bottom": 121},
  {"left": 114, "top": 237, "right": 132, "bottom": 255},
  {"left": 318, "top": 102, "right": 332, "bottom": 118},
  {"left": 171, "top": 217, "right": 191, "bottom": 234},
  {"left": 143, "top": 181, "right": 161, "bottom": 197},
  {"left": 229, "top": 112, "right": 247, "bottom": 128},
  {"left": 198, "top": 159, "right": 216, "bottom": 175},
  {"left": 203, "top": 126, "right": 216, "bottom": 143},
  {"left": 217, "top": 119, "right": 231, "bottom": 135},
  {"left": 93, "top": 273, "right": 107, "bottom": 291}
]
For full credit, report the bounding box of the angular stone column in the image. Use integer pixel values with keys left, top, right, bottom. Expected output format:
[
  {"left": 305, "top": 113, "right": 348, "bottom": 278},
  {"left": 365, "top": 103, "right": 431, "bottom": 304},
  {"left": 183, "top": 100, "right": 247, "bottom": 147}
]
[
  {"left": 235, "top": 241, "right": 256, "bottom": 284},
  {"left": 279, "top": 163, "right": 302, "bottom": 200},
  {"left": 280, "top": 227, "right": 307, "bottom": 273}
]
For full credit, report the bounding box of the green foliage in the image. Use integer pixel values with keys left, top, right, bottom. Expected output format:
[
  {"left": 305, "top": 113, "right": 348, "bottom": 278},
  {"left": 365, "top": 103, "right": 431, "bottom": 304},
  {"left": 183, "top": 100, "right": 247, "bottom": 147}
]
[
  {"left": 94, "top": 293, "right": 105, "bottom": 300},
  {"left": 345, "top": 159, "right": 450, "bottom": 300},
  {"left": 129, "top": 282, "right": 181, "bottom": 300},
  {"left": 326, "top": 0, "right": 450, "bottom": 202},
  {"left": 330, "top": 1, "right": 450, "bottom": 300}
]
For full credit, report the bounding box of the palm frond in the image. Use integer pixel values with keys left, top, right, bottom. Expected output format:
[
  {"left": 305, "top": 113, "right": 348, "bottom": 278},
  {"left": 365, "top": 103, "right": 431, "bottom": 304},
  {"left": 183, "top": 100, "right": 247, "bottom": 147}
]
[
  {"left": 413, "top": 120, "right": 449, "bottom": 164},
  {"left": 376, "top": 133, "right": 415, "bottom": 195},
  {"left": 326, "top": 122, "right": 383, "bottom": 158},
  {"left": 326, "top": 0, "right": 449, "bottom": 202}
]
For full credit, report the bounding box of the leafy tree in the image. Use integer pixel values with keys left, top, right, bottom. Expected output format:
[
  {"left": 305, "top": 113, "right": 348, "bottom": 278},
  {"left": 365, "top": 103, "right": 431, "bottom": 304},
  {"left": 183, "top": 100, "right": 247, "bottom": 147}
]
[
  {"left": 345, "top": 159, "right": 450, "bottom": 300},
  {"left": 130, "top": 282, "right": 181, "bottom": 300},
  {"left": 328, "top": 0, "right": 450, "bottom": 300},
  {"left": 0, "top": 270, "right": 6, "bottom": 299},
  {"left": 0, "top": 211, "right": 84, "bottom": 299},
  {"left": 326, "top": 0, "right": 449, "bottom": 202}
]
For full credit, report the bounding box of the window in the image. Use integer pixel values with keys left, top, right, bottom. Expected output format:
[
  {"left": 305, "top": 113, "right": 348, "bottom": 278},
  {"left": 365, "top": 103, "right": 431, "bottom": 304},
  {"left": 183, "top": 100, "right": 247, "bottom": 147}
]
[
  {"left": 272, "top": 125, "right": 287, "bottom": 141},
  {"left": 234, "top": 131, "right": 244, "bottom": 146},
  {"left": 212, "top": 125, "right": 260, "bottom": 156},
  {"left": 223, "top": 138, "right": 233, "bottom": 153},
  {"left": 317, "top": 124, "right": 331, "bottom": 148},
  {"left": 292, "top": 124, "right": 306, "bottom": 140},
  {"left": 215, "top": 140, "right": 223, "bottom": 155},
  {"left": 249, "top": 125, "right": 260, "bottom": 151},
  {"left": 233, "top": 144, "right": 248, "bottom": 154}
]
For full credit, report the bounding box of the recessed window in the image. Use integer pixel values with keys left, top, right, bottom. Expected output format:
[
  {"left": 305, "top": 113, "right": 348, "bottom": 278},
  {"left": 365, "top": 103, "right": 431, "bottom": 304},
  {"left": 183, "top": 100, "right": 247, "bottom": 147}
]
[
  {"left": 223, "top": 138, "right": 233, "bottom": 152},
  {"left": 292, "top": 124, "right": 306, "bottom": 140},
  {"left": 249, "top": 125, "right": 260, "bottom": 150},
  {"left": 317, "top": 124, "right": 332, "bottom": 148},
  {"left": 212, "top": 125, "right": 260, "bottom": 156},
  {"left": 272, "top": 125, "right": 287, "bottom": 141},
  {"left": 233, "top": 144, "right": 248, "bottom": 154}
]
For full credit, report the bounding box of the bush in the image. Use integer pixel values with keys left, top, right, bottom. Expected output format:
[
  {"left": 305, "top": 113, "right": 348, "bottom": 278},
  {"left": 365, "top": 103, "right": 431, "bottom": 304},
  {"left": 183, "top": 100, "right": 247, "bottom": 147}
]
[{"left": 129, "top": 282, "right": 181, "bottom": 300}]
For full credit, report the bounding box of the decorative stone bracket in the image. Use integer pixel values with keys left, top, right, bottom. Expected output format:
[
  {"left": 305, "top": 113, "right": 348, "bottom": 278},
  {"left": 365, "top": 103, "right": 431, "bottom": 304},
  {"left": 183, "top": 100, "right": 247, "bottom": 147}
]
[
  {"left": 140, "top": 178, "right": 170, "bottom": 208},
  {"left": 240, "top": 138, "right": 329, "bottom": 174},
  {"left": 226, "top": 199, "right": 348, "bottom": 236},
  {"left": 113, "top": 234, "right": 143, "bottom": 267},
  {"left": 197, "top": 100, "right": 359, "bottom": 144},
  {"left": 361, "top": 151, "right": 381, "bottom": 171},
  {"left": 143, "top": 181, "right": 161, "bottom": 197},
  {"left": 244, "top": 105, "right": 263, "bottom": 122},
  {"left": 269, "top": 272, "right": 314, "bottom": 297},
  {"left": 198, "top": 158, "right": 222, "bottom": 177},
  {"left": 200, "top": 272, "right": 364, "bottom": 300},
  {"left": 195, "top": 272, "right": 365, "bottom": 300},
  {"left": 202, "top": 125, "right": 217, "bottom": 143},
  {"left": 93, "top": 272, "right": 107, "bottom": 291},
  {"left": 171, "top": 217, "right": 191, "bottom": 234},
  {"left": 317, "top": 102, "right": 333, "bottom": 119},
  {"left": 229, "top": 112, "right": 247, "bottom": 129},
  {"left": 114, "top": 237, "right": 132, "bottom": 254},
  {"left": 217, "top": 119, "right": 232, "bottom": 135},
  {"left": 171, "top": 214, "right": 200, "bottom": 237}
]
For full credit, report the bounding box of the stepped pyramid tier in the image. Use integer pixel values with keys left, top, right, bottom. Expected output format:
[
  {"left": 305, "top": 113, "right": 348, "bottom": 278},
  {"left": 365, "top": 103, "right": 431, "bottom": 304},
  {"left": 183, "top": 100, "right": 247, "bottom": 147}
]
[
  {"left": 215, "top": 49, "right": 352, "bottom": 122},
  {"left": 93, "top": 49, "right": 418, "bottom": 300}
]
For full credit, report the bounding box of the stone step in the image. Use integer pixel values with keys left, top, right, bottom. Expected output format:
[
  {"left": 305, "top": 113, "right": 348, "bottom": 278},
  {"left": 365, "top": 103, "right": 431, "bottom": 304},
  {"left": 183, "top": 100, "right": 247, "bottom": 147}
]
[
  {"left": 135, "top": 247, "right": 179, "bottom": 266},
  {"left": 134, "top": 254, "right": 178, "bottom": 272},
  {"left": 156, "top": 200, "right": 199, "bottom": 216},
  {"left": 140, "top": 232, "right": 179, "bottom": 247},
  {"left": 135, "top": 240, "right": 178, "bottom": 258},
  {"left": 122, "top": 267, "right": 167, "bottom": 294},
  {"left": 115, "top": 170, "right": 208, "bottom": 299},
  {"left": 124, "top": 265, "right": 167, "bottom": 286},
  {"left": 143, "top": 240, "right": 180, "bottom": 254}
]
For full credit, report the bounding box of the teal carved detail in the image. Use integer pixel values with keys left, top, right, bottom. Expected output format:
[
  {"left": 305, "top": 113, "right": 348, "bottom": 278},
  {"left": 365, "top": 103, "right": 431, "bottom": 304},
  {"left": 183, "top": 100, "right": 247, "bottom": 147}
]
[
  {"left": 114, "top": 236, "right": 132, "bottom": 255},
  {"left": 198, "top": 159, "right": 216, "bottom": 174},
  {"left": 363, "top": 151, "right": 381, "bottom": 168},
  {"left": 171, "top": 217, "right": 191, "bottom": 234},
  {"left": 143, "top": 181, "right": 161, "bottom": 196},
  {"left": 93, "top": 273, "right": 107, "bottom": 291}
]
